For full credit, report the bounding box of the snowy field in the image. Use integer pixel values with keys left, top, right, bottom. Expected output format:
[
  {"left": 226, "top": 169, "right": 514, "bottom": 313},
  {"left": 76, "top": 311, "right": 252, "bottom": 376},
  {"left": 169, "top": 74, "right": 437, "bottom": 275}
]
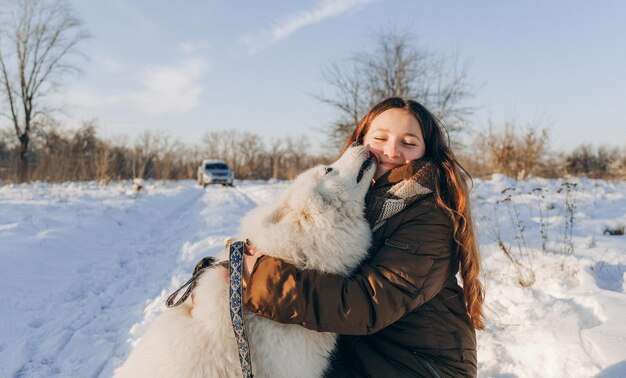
[{"left": 0, "top": 177, "right": 625, "bottom": 377}]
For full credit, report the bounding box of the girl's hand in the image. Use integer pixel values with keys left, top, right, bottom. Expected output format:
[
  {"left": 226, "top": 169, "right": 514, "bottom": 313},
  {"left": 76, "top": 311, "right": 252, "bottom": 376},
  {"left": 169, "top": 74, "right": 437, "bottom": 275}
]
[
  {"left": 243, "top": 243, "right": 263, "bottom": 288},
  {"left": 193, "top": 243, "right": 261, "bottom": 309}
]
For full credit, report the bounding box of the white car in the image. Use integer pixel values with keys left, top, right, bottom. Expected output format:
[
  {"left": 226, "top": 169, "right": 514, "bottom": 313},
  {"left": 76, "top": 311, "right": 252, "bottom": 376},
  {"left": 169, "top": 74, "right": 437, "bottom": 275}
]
[{"left": 197, "top": 159, "right": 234, "bottom": 187}]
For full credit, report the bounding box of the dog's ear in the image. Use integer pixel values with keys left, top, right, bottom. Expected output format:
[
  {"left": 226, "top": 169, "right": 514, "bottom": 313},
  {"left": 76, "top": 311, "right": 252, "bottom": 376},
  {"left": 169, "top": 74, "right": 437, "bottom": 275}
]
[{"left": 264, "top": 203, "right": 289, "bottom": 225}]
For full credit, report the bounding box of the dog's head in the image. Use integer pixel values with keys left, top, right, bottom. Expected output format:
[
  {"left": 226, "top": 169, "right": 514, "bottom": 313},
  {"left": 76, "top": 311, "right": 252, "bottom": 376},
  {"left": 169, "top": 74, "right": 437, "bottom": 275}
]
[
  {"left": 286, "top": 144, "right": 377, "bottom": 212},
  {"left": 261, "top": 144, "right": 377, "bottom": 227},
  {"left": 240, "top": 144, "right": 376, "bottom": 272}
]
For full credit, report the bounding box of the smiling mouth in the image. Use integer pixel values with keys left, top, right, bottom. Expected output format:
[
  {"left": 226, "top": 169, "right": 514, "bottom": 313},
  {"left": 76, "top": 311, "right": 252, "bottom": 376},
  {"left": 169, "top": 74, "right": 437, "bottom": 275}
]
[
  {"left": 356, "top": 157, "right": 375, "bottom": 184},
  {"left": 380, "top": 162, "right": 402, "bottom": 169}
]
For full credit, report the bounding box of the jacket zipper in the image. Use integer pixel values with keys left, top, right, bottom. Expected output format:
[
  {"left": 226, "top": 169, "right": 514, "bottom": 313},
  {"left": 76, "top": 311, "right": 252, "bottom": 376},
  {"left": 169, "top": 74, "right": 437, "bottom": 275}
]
[{"left": 422, "top": 359, "right": 441, "bottom": 378}]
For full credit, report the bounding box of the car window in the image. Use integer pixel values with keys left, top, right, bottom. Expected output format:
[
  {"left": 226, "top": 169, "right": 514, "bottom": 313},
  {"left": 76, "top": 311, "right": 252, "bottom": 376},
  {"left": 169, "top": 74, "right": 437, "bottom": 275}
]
[{"left": 205, "top": 163, "right": 229, "bottom": 170}]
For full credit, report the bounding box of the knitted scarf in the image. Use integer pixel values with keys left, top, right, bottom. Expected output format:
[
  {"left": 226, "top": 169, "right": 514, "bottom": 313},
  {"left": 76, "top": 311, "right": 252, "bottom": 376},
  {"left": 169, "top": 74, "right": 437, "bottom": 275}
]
[{"left": 365, "top": 158, "right": 438, "bottom": 232}]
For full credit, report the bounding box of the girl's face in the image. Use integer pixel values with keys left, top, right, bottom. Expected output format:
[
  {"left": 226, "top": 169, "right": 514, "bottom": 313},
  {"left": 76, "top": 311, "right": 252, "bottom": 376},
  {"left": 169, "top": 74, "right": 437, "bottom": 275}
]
[{"left": 363, "top": 108, "right": 426, "bottom": 180}]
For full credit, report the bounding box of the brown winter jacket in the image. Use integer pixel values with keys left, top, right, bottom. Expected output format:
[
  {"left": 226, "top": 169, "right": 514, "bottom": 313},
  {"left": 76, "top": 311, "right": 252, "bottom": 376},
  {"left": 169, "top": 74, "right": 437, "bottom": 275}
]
[{"left": 244, "top": 184, "right": 477, "bottom": 377}]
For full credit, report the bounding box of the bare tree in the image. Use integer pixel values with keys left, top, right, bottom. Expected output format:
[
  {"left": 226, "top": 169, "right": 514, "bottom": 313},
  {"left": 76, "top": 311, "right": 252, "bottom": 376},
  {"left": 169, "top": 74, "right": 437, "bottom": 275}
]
[
  {"left": 477, "top": 122, "right": 550, "bottom": 179},
  {"left": 282, "top": 136, "right": 310, "bottom": 179},
  {"left": 0, "top": 0, "right": 88, "bottom": 181},
  {"left": 202, "top": 130, "right": 239, "bottom": 172},
  {"left": 317, "top": 27, "right": 475, "bottom": 148},
  {"left": 268, "top": 138, "right": 285, "bottom": 179},
  {"left": 319, "top": 62, "right": 365, "bottom": 147},
  {"left": 564, "top": 144, "right": 621, "bottom": 179},
  {"left": 130, "top": 131, "right": 159, "bottom": 180},
  {"left": 234, "top": 132, "right": 267, "bottom": 179},
  {"left": 153, "top": 135, "right": 186, "bottom": 180}
]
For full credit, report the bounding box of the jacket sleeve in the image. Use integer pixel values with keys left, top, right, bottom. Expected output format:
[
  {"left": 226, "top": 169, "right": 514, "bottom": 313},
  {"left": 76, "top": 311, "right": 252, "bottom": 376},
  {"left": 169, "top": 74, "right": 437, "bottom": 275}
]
[{"left": 243, "top": 205, "right": 454, "bottom": 335}]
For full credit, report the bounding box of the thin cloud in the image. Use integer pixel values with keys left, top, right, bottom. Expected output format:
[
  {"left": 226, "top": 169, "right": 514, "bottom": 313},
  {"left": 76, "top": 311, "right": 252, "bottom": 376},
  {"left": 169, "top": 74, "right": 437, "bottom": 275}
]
[
  {"left": 64, "top": 87, "right": 122, "bottom": 108},
  {"left": 180, "top": 41, "right": 212, "bottom": 54},
  {"left": 241, "top": 0, "right": 377, "bottom": 53},
  {"left": 102, "top": 58, "right": 123, "bottom": 73},
  {"left": 65, "top": 58, "right": 208, "bottom": 116},
  {"left": 129, "top": 58, "right": 207, "bottom": 115}
]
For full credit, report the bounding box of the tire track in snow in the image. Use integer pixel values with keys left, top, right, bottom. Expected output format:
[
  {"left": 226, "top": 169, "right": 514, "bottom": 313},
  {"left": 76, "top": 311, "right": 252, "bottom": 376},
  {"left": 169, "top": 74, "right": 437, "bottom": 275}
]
[
  {"left": 8, "top": 186, "right": 207, "bottom": 378},
  {"left": 5, "top": 184, "right": 256, "bottom": 378}
]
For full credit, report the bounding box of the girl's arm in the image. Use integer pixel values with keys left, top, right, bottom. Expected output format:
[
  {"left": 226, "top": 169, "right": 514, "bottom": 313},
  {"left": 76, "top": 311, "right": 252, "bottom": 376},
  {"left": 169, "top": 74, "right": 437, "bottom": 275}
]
[{"left": 243, "top": 204, "right": 454, "bottom": 335}]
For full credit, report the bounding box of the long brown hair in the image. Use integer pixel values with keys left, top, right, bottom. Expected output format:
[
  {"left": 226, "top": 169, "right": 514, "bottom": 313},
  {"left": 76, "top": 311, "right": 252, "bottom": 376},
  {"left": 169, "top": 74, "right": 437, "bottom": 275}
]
[{"left": 341, "top": 97, "right": 485, "bottom": 330}]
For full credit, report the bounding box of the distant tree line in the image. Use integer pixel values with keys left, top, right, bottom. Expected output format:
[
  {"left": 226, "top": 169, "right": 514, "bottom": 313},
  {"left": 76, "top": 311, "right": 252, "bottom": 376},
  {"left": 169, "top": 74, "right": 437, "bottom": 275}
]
[
  {"left": 0, "top": 122, "right": 332, "bottom": 183},
  {"left": 0, "top": 120, "right": 625, "bottom": 183},
  {"left": 458, "top": 122, "right": 626, "bottom": 180}
]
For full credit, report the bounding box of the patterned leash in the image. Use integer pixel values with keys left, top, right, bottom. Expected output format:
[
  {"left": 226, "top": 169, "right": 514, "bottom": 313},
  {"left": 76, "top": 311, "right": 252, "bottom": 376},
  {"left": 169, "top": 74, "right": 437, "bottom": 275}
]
[
  {"left": 165, "top": 256, "right": 219, "bottom": 308},
  {"left": 165, "top": 241, "right": 253, "bottom": 377},
  {"left": 229, "top": 240, "right": 254, "bottom": 378}
]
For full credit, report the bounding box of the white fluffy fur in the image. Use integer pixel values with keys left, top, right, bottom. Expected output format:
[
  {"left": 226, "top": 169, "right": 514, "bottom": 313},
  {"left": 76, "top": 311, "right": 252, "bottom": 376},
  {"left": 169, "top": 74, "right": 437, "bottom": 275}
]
[{"left": 115, "top": 145, "right": 376, "bottom": 378}]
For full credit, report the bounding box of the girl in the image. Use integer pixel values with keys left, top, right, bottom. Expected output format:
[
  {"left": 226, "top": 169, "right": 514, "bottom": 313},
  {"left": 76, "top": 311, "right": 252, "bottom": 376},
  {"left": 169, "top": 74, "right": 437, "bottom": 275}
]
[{"left": 243, "top": 97, "right": 484, "bottom": 377}]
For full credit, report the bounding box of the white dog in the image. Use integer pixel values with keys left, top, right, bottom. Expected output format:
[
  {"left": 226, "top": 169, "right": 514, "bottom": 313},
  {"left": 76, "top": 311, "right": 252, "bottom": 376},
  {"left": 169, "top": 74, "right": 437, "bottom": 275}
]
[{"left": 115, "top": 145, "right": 376, "bottom": 378}]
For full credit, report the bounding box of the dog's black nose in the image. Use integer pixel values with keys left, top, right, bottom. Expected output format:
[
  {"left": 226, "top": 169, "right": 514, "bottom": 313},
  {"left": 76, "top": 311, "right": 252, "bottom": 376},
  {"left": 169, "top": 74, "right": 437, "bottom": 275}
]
[{"left": 356, "top": 158, "right": 373, "bottom": 184}]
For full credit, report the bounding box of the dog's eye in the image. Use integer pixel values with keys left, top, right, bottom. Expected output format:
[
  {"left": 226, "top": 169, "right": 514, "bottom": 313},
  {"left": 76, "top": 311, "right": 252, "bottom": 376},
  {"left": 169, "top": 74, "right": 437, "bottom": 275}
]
[{"left": 324, "top": 167, "right": 333, "bottom": 175}]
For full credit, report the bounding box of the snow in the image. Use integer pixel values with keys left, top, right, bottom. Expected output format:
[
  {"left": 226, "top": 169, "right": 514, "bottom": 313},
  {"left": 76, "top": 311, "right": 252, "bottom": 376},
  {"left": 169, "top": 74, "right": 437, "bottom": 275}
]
[{"left": 0, "top": 177, "right": 624, "bottom": 377}]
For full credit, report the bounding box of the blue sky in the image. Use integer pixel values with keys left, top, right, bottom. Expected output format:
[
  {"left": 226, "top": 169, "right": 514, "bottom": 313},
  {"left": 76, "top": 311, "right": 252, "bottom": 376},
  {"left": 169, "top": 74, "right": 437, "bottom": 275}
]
[{"left": 57, "top": 0, "right": 626, "bottom": 153}]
